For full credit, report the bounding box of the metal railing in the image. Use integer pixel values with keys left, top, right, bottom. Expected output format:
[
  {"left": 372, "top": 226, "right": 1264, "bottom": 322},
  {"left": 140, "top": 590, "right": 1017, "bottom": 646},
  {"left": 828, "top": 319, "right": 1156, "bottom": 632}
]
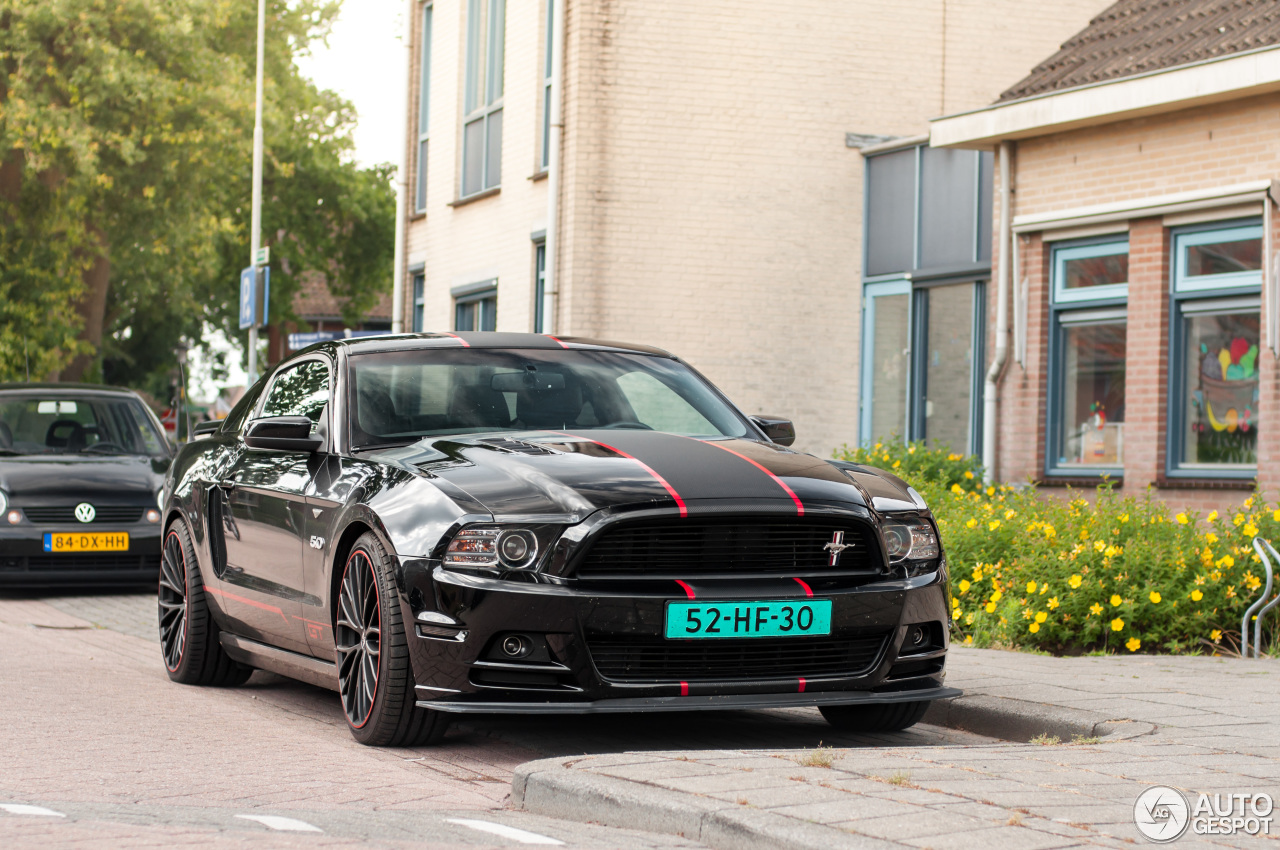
[{"left": 1244, "top": 537, "right": 1280, "bottom": 658}]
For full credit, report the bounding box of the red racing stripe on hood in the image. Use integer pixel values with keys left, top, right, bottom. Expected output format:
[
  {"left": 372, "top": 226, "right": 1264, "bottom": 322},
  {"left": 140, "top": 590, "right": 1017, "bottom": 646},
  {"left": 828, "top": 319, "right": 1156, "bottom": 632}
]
[
  {"left": 681, "top": 437, "right": 805, "bottom": 515},
  {"left": 554, "top": 431, "right": 688, "bottom": 517}
]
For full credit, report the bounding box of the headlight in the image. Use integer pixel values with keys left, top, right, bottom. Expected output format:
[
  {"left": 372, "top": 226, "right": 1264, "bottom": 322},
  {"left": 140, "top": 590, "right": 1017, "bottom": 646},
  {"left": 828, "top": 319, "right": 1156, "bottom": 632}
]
[
  {"left": 881, "top": 518, "right": 940, "bottom": 567},
  {"left": 0, "top": 490, "right": 7, "bottom": 515},
  {"left": 443, "top": 526, "right": 549, "bottom": 571},
  {"left": 156, "top": 489, "right": 165, "bottom": 511}
]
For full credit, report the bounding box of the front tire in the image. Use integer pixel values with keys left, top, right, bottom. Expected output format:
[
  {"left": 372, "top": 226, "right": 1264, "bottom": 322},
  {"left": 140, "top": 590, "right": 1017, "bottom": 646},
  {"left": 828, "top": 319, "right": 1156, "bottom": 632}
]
[
  {"left": 158, "top": 518, "right": 253, "bottom": 687},
  {"left": 819, "top": 700, "right": 931, "bottom": 733},
  {"left": 335, "top": 532, "right": 448, "bottom": 747}
]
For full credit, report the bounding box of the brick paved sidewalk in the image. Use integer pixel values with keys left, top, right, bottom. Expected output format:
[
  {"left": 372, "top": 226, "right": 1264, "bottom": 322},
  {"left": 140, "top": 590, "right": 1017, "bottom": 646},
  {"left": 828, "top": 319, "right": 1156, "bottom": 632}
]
[{"left": 516, "top": 648, "right": 1280, "bottom": 850}]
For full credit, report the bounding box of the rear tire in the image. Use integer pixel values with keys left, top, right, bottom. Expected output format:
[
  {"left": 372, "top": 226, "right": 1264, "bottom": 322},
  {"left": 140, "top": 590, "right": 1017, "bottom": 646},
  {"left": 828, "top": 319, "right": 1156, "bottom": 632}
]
[
  {"left": 158, "top": 518, "right": 253, "bottom": 687},
  {"left": 335, "top": 532, "right": 449, "bottom": 747},
  {"left": 819, "top": 700, "right": 931, "bottom": 733}
]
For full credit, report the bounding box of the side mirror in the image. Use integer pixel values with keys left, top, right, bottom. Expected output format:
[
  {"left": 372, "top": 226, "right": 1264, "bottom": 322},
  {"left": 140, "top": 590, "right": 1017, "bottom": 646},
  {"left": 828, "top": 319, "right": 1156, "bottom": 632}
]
[
  {"left": 192, "top": 420, "right": 222, "bottom": 439},
  {"left": 751, "top": 415, "right": 796, "bottom": 447},
  {"left": 244, "top": 416, "right": 322, "bottom": 452}
]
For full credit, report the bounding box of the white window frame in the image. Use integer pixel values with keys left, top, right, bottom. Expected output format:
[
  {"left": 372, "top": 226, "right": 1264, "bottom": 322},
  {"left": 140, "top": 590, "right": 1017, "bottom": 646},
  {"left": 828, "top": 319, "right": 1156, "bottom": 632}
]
[
  {"left": 461, "top": 0, "right": 505, "bottom": 197},
  {"left": 1173, "top": 222, "right": 1264, "bottom": 293},
  {"left": 414, "top": 3, "right": 433, "bottom": 213},
  {"left": 1051, "top": 238, "right": 1130, "bottom": 304}
]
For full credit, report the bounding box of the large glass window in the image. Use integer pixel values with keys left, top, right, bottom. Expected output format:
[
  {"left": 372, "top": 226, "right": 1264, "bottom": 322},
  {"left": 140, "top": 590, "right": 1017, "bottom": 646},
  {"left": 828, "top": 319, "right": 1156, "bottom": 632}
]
[
  {"left": 1047, "top": 238, "right": 1129, "bottom": 475},
  {"left": 415, "top": 3, "right": 433, "bottom": 212},
  {"left": 534, "top": 242, "right": 546, "bottom": 333},
  {"left": 462, "top": 0, "right": 505, "bottom": 197},
  {"left": 411, "top": 273, "right": 426, "bottom": 332},
  {"left": 540, "top": 0, "right": 553, "bottom": 171},
  {"left": 0, "top": 392, "right": 169, "bottom": 457},
  {"left": 1169, "top": 220, "right": 1262, "bottom": 476}
]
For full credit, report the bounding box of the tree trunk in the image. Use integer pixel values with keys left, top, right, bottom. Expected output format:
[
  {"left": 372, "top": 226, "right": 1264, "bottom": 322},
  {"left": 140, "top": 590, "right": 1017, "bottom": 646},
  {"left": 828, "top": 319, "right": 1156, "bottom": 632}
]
[{"left": 60, "top": 225, "right": 110, "bottom": 382}]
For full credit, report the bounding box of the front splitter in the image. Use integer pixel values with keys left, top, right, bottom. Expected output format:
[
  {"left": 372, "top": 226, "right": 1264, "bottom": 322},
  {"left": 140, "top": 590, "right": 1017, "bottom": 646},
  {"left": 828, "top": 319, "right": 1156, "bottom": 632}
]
[{"left": 418, "top": 685, "right": 961, "bottom": 714}]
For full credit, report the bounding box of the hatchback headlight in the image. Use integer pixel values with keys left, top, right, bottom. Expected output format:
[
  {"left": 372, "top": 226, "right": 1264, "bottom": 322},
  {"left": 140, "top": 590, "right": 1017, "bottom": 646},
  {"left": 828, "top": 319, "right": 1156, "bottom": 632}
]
[
  {"left": 443, "top": 526, "right": 553, "bottom": 571},
  {"left": 0, "top": 490, "right": 7, "bottom": 515},
  {"left": 881, "top": 518, "right": 940, "bottom": 572}
]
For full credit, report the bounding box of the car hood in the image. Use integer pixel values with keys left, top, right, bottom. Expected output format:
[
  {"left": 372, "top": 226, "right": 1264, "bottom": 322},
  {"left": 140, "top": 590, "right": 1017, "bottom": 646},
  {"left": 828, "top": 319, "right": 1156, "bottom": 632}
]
[
  {"left": 385, "top": 430, "right": 884, "bottom": 521},
  {"left": 0, "top": 455, "right": 168, "bottom": 503}
]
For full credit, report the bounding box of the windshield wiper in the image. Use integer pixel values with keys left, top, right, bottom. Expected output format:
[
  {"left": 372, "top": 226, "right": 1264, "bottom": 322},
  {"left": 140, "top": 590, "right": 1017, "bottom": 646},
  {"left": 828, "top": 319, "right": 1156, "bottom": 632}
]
[
  {"left": 79, "top": 446, "right": 135, "bottom": 455},
  {"left": 351, "top": 440, "right": 419, "bottom": 453}
]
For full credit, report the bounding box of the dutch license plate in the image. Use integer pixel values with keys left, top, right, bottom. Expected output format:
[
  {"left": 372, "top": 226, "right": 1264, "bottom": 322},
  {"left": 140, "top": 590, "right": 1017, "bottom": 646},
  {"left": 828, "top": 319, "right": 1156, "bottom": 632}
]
[
  {"left": 43, "top": 532, "right": 129, "bottom": 553},
  {"left": 665, "top": 599, "right": 832, "bottom": 639}
]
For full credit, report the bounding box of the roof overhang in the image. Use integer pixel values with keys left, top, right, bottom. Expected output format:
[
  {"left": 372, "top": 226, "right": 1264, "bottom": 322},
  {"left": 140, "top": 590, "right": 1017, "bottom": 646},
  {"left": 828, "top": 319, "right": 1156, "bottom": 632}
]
[
  {"left": 1012, "top": 180, "right": 1278, "bottom": 234},
  {"left": 930, "top": 45, "right": 1280, "bottom": 149}
]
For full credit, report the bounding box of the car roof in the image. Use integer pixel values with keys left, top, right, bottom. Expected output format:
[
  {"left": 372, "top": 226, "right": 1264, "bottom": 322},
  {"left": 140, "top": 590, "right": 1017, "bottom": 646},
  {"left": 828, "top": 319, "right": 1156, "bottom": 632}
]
[
  {"left": 309, "top": 332, "right": 675, "bottom": 358},
  {"left": 0, "top": 382, "right": 140, "bottom": 397}
]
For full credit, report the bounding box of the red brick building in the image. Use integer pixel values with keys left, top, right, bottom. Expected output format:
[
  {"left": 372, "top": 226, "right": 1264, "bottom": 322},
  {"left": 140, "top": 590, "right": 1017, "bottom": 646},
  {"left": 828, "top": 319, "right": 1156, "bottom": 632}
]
[{"left": 928, "top": 0, "right": 1280, "bottom": 510}]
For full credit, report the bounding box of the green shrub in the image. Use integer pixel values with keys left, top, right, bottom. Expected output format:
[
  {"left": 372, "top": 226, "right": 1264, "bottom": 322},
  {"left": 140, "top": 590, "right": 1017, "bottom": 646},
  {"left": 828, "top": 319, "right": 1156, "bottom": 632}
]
[{"left": 834, "top": 440, "right": 1279, "bottom": 656}]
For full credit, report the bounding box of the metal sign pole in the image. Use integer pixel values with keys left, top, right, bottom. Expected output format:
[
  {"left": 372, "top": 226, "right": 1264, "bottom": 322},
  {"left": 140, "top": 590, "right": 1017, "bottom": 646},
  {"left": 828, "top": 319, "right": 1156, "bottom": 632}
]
[{"left": 247, "top": 0, "right": 267, "bottom": 384}]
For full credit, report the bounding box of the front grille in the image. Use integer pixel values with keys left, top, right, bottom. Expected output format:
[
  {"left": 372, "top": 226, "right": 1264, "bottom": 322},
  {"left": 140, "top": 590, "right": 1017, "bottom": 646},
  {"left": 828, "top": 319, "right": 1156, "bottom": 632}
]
[
  {"left": 0, "top": 554, "right": 161, "bottom": 572},
  {"left": 574, "top": 517, "right": 880, "bottom": 579},
  {"left": 587, "top": 633, "right": 887, "bottom": 682},
  {"left": 21, "top": 505, "right": 145, "bottom": 524}
]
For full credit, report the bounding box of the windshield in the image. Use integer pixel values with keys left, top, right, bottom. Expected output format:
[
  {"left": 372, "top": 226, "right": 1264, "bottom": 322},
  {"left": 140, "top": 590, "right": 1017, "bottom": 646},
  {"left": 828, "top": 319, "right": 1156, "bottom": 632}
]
[
  {"left": 0, "top": 392, "right": 170, "bottom": 457},
  {"left": 348, "top": 349, "right": 750, "bottom": 448}
]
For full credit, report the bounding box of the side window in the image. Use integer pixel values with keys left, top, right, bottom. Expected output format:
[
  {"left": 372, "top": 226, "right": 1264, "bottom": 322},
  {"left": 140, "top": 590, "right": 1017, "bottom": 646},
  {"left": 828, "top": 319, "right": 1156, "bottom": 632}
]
[
  {"left": 615, "top": 372, "right": 716, "bottom": 435},
  {"left": 261, "top": 361, "right": 331, "bottom": 431}
]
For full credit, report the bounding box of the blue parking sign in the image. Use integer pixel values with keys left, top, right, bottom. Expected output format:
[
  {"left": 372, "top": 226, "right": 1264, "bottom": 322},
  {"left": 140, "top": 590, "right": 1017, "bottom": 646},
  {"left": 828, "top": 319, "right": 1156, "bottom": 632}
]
[{"left": 239, "top": 267, "right": 256, "bottom": 329}]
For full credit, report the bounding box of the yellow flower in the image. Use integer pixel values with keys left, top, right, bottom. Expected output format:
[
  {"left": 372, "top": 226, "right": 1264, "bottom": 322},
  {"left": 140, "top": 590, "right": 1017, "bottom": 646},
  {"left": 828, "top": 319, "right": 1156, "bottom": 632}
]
[
  {"left": 1211, "top": 629, "right": 1222, "bottom": 642},
  {"left": 1048, "top": 596, "right": 1060, "bottom": 609},
  {"left": 1218, "top": 555, "right": 1235, "bottom": 569},
  {"left": 1094, "top": 540, "right": 1106, "bottom": 552},
  {"left": 1208, "top": 510, "right": 1219, "bottom": 522},
  {"left": 1111, "top": 618, "right": 1125, "bottom": 632},
  {"left": 1125, "top": 637, "right": 1141, "bottom": 652},
  {"left": 986, "top": 486, "right": 995, "bottom": 496},
  {"left": 1035, "top": 611, "right": 1047, "bottom": 624},
  {"left": 984, "top": 602, "right": 996, "bottom": 614},
  {"left": 959, "top": 579, "right": 971, "bottom": 593},
  {"left": 1149, "top": 591, "right": 1161, "bottom": 604},
  {"left": 1205, "top": 533, "right": 1218, "bottom": 544},
  {"left": 989, "top": 520, "right": 1001, "bottom": 531},
  {"left": 1028, "top": 623, "right": 1040, "bottom": 634},
  {"left": 947, "top": 453, "right": 960, "bottom": 461},
  {"left": 1246, "top": 574, "right": 1262, "bottom": 591},
  {"left": 892, "top": 460, "right": 901, "bottom": 469},
  {"left": 991, "top": 590, "right": 1003, "bottom": 603},
  {"left": 908, "top": 445, "right": 916, "bottom": 454},
  {"left": 964, "top": 470, "right": 975, "bottom": 480},
  {"left": 1273, "top": 509, "right": 1280, "bottom": 522},
  {"left": 1119, "top": 513, "right": 1129, "bottom": 523},
  {"left": 965, "top": 518, "right": 978, "bottom": 529},
  {"left": 965, "top": 613, "right": 974, "bottom": 625},
  {"left": 1089, "top": 603, "right": 1104, "bottom": 616},
  {"left": 972, "top": 566, "right": 984, "bottom": 581},
  {"left": 1244, "top": 523, "right": 1258, "bottom": 537},
  {"left": 1209, "top": 569, "right": 1223, "bottom": 582},
  {"left": 951, "top": 483, "right": 964, "bottom": 494},
  {"left": 874, "top": 443, "right": 882, "bottom": 450},
  {"left": 1110, "top": 594, "right": 1122, "bottom": 607},
  {"left": 952, "top": 608, "right": 961, "bottom": 620},
  {"left": 1191, "top": 589, "right": 1204, "bottom": 602},
  {"left": 882, "top": 453, "right": 891, "bottom": 462},
  {"left": 1244, "top": 497, "right": 1254, "bottom": 508},
  {"left": 1044, "top": 525, "right": 1057, "bottom": 539},
  {"left": 1176, "top": 513, "right": 1189, "bottom": 525},
  {"left": 1026, "top": 580, "right": 1037, "bottom": 594},
  {"left": 1104, "top": 545, "right": 1120, "bottom": 558},
  {"left": 1067, "top": 575, "right": 1082, "bottom": 590},
  {"left": 951, "top": 596, "right": 960, "bottom": 608},
  {"left": 1234, "top": 513, "right": 1245, "bottom": 526}
]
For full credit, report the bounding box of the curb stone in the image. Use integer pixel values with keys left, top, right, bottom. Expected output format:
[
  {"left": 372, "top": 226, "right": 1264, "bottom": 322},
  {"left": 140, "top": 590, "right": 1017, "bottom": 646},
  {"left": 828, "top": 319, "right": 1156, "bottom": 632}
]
[
  {"left": 924, "top": 694, "right": 1156, "bottom": 743},
  {"left": 512, "top": 758, "right": 900, "bottom": 850}
]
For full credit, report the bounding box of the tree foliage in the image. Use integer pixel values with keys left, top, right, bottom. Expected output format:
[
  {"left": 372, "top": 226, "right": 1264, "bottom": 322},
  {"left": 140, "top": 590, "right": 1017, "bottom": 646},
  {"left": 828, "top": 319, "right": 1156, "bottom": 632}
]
[{"left": 0, "top": 0, "right": 396, "bottom": 392}]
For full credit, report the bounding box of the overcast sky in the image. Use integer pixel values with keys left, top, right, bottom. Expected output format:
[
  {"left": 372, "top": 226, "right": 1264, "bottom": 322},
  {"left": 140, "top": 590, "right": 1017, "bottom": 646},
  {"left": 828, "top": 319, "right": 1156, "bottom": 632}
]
[{"left": 295, "top": 0, "right": 408, "bottom": 168}]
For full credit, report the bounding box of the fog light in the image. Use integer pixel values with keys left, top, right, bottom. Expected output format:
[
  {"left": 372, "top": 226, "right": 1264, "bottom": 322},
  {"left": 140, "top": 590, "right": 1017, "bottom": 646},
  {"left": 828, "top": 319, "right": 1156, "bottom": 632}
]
[
  {"left": 911, "top": 626, "right": 926, "bottom": 647},
  {"left": 145, "top": 509, "right": 161, "bottom": 524},
  {"left": 501, "top": 634, "right": 532, "bottom": 658},
  {"left": 6, "top": 510, "right": 20, "bottom": 525}
]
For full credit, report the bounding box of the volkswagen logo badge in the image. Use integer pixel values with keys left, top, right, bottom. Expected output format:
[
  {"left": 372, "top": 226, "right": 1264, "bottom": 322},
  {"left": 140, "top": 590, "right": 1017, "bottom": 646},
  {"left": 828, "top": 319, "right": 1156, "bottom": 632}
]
[{"left": 74, "top": 503, "right": 96, "bottom": 524}]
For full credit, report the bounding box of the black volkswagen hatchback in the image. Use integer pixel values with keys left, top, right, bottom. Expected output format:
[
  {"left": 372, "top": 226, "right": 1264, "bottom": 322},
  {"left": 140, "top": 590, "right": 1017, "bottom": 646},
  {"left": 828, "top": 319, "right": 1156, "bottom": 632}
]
[
  {"left": 0, "top": 384, "right": 172, "bottom": 586},
  {"left": 160, "top": 334, "right": 957, "bottom": 746}
]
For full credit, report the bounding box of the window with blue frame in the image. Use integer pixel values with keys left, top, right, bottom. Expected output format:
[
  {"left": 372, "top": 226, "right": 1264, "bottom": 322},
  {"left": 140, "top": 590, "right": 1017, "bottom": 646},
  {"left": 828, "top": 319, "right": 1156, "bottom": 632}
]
[
  {"left": 1169, "top": 220, "right": 1262, "bottom": 476},
  {"left": 411, "top": 273, "right": 426, "bottom": 332},
  {"left": 415, "top": 3, "right": 433, "bottom": 213},
  {"left": 1046, "top": 237, "right": 1128, "bottom": 475},
  {"left": 455, "top": 286, "right": 497, "bottom": 332},
  {"left": 858, "top": 143, "right": 991, "bottom": 455}
]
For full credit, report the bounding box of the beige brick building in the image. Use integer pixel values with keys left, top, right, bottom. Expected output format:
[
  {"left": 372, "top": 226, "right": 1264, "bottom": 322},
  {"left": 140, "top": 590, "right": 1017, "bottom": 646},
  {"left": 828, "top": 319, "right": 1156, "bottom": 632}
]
[
  {"left": 932, "top": 0, "right": 1280, "bottom": 508},
  {"left": 398, "top": 0, "right": 1104, "bottom": 455}
]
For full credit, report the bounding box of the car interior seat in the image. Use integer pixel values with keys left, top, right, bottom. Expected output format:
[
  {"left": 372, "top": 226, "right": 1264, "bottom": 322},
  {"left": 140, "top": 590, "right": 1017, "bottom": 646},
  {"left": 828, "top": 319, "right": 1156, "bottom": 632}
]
[
  {"left": 448, "top": 382, "right": 512, "bottom": 430},
  {"left": 0, "top": 421, "right": 11, "bottom": 449},
  {"left": 45, "top": 419, "right": 87, "bottom": 452}
]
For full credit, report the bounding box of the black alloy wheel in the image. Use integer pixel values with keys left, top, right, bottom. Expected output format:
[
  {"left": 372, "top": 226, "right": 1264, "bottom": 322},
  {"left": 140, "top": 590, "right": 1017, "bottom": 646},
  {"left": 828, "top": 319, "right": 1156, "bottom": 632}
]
[
  {"left": 334, "top": 532, "right": 449, "bottom": 747},
  {"left": 158, "top": 517, "right": 253, "bottom": 687},
  {"left": 336, "top": 548, "right": 381, "bottom": 728},
  {"left": 158, "top": 531, "right": 188, "bottom": 672}
]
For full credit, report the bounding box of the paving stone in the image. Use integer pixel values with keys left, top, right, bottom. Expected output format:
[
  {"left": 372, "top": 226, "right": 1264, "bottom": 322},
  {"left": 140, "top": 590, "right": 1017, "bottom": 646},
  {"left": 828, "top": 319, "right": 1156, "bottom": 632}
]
[
  {"left": 901, "top": 824, "right": 1080, "bottom": 850},
  {"left": 839, "top": 808, "right": 996, "bottom": 840}
]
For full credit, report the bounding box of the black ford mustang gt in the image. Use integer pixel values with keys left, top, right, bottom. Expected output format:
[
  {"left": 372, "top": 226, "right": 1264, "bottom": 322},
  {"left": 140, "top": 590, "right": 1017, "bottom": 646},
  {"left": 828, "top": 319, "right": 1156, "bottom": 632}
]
[
  {"left": 0, "top": 383, "right": 171, "bottom": 586},
  {"left": 160, "top": 333, "right": 958, "bottom": 746}
]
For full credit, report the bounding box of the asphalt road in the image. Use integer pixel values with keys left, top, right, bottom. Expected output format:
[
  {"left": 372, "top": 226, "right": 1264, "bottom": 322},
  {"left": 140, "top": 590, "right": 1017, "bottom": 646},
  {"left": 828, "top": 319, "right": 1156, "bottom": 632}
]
[{"left": 0, "top": 588, "right": 986, "bottom": 848}]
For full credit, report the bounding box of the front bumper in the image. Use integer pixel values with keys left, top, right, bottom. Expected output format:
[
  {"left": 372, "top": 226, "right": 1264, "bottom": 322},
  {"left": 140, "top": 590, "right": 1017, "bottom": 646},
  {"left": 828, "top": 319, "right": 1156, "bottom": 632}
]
[
  {"left": 0, "top": 523, "right": 162, "bottom": 586},
  {"left": 405, "top": 561, "right": 954, "bottom": 711}
]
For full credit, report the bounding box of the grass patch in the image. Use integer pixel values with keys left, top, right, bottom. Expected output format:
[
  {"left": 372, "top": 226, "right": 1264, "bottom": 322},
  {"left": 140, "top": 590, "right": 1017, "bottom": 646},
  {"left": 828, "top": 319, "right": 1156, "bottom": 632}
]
[
  {"left": 795, "top": 744, "right": 835, "bottom": 768},
  {"left": 1029, "top": 733, "right": 1061, "bottom": 746}
]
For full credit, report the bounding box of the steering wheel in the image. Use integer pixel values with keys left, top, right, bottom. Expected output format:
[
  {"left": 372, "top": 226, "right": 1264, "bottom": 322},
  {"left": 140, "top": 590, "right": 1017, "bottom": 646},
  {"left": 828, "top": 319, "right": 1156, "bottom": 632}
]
[
  {"left": 598, "top": 421, "right": 654, "bottom": 430},
  {"left": 82, "top": 441, "right": 127, "bottom": 453},
  {"left": 45, "top": 419, "right": 87, "bottom": 450}
]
